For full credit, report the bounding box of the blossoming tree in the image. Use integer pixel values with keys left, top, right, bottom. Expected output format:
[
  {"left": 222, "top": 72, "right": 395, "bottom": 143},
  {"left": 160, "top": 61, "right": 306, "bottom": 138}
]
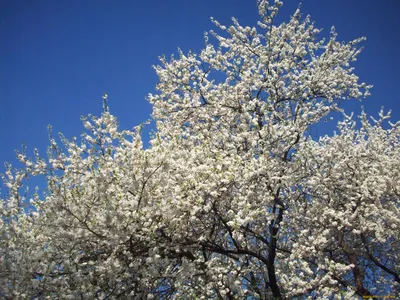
[{"left": 1, "top": 1, "right": 399, "bottom": 299}]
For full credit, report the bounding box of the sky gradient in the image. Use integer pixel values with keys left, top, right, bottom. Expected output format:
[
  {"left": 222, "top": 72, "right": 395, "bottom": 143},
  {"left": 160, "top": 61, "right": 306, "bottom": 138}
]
[{"left": 1, "top": 0, "right": 400, "bottom": 174}]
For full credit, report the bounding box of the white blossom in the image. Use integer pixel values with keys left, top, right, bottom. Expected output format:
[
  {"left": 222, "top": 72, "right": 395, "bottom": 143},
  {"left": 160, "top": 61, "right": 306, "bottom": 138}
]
[{"left": 1, "top": 1, "right": 398, "bottom": 299}]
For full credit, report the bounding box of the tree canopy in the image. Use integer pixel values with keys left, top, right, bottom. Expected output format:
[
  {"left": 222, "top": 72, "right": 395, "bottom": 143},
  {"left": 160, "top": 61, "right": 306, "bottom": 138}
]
[{"left": 1, "top": 1, "right": 399, "bottom": 299}]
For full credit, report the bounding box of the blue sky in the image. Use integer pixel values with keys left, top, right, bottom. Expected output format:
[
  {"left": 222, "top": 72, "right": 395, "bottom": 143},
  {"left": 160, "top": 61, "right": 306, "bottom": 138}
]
[{"left": 1, "top": 0, "right": 400, "bottom": 174}]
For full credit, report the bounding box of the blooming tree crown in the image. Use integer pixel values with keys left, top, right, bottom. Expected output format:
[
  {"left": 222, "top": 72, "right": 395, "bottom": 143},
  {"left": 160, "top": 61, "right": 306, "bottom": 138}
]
[{"left": 1, "top": 1, "right": 398, "bottom": 299}]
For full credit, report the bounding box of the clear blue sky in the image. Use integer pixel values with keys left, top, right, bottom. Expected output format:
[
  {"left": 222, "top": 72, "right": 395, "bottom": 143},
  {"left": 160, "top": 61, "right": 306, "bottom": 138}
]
[{"left": 1, "top": 0, "right": 400, "bottom": 173}]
